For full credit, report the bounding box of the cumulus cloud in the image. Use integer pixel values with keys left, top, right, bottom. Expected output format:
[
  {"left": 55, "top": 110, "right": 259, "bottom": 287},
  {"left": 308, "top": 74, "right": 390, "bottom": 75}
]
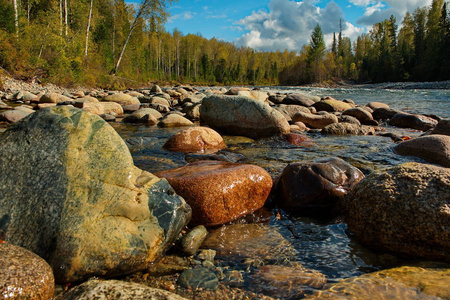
[
  {"left": 169, "top": 11, "right": 195, "bottom": 22},
  {"left": 352, "top": 0, "right": 433, "bottom": 26},
  {"left": 236, "top": 0, "right": 362, "bottom": 52}
]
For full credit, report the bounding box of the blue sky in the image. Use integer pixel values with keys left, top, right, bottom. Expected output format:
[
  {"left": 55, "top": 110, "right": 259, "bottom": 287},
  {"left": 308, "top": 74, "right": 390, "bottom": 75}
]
[{"left": 129, "top": 0, "right": 432, "bottom": 51}]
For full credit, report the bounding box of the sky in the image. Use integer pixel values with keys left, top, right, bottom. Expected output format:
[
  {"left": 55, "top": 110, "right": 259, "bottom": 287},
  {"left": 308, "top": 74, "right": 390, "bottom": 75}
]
[{"left": 130, "top": 0, "right": 433, "bottom": 52}]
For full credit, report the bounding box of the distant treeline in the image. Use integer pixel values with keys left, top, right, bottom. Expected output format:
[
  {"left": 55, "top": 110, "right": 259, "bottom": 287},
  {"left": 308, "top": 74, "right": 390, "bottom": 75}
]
[{"left": 0, "top": 0, "right": 448, "bottom": 88}]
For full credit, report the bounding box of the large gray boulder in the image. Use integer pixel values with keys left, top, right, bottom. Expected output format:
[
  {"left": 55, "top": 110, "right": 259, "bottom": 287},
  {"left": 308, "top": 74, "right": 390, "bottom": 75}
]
[
  {"left": 341, "top": 162, "right": 450, "bottom": 262},
  {"left": 200, "top": 95, "right": 290, "bottom": 139},
  {"left": 0, "top": 106, "right": 191, "bottom": 283}
]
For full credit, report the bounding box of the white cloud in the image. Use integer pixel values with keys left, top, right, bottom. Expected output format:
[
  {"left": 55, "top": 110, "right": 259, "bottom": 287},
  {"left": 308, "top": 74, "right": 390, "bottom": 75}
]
[
  {"left": 169, "top": 11, "right": 195, "bottom": 22},
  {"left": 235, "top": 0, "right": 359, "bottom": 52},
  {"left": 354, "top": 0, "right": 433, "bottom": 26}
]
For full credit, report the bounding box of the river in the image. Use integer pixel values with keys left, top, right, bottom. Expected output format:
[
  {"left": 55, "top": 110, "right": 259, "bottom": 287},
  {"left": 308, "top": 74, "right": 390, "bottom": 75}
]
[{"left": 112, "top": 86, "right": 449, "bottom": 297}]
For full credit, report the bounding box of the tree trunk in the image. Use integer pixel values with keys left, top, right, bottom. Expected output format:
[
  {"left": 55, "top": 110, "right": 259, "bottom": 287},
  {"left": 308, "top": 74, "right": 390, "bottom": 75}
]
[
  {"left": 113, "top": 0, "right": 149, "bottom": 74},
  {"left": 13, "top": 0, "right": 19, "bottom": 38},
  {"left": 59, "top": 0, "right": 63, "bottom": 36},
  {"left": 64, "top": 0, "right": 68, "bottom": 36},
  {"left": 84, "top": 0, "right": 94, "bottom": 56}
]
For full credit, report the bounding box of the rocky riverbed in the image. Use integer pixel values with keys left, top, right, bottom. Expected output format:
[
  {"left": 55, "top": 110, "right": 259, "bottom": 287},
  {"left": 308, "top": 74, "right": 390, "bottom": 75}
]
[{"left": 0, "top": 77, "right": 449, "bottom": 300}]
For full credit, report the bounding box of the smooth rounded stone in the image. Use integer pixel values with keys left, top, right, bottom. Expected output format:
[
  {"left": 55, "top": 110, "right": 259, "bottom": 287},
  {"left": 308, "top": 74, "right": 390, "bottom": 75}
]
[
  {"left": 177, "top": 268, "right": 218, "bottom": 290},
  {"left": 0, "top": 106, "right": 190, "bottom": 283},
  {"left": 150, "top": 96, "right": 171, "bottom": 107},
  {"left": 283, "top": 133, "right": 315, "bottom": 146},
  {"left": 163, "top": 126, "right": 226, "bottom": 153},
  {"left": 75, "top": 101, "right": 124, "bottom": 116},
  {"left": 0, "top": 242, "right": 55, "bottom": 300},
  {"left": 268, "top": 94, "right": 286, "bottom": 104},
  {"left": 429, "top": 119, "right": 450, "bottom": 136},
  {"left": 183, "top": 103, "right": 201, "bottom": 121},
  {"left": 21, "top": 91, "right": 39, "bottom": 102},
  {"left": 75, "top": 96, "right": 99, "bottom": 103},
  {"left": 158, "top": 114, "right": 194, "bottom": 127},
  {"left": 225, "top": 87, "right": 250, "bottom": 95},
  {"left": 305, "top": 275, "right": 440, "bottom": 300},
  {"left": 275, "top": 104, "right": 311, "bottom": 122},
  {"left": 200, "top": 95, "right": 290, "bottom": 139},
  {"left": 103, "top": 93, "right": 140, "bottom": 106},
  {"left": 394, "top": 135, "right": 450, "bottom": 167},
  {"left": 372, "top": 107, "right": 403, "bottom": 120},
  {"left": 141, "top": 102, "right": 171, "bottom": 113},
  {"left": 236, "top": 90, "right": 268, "bottom": 102},
  {"left": 321, "top": 123, "right": 375, "bottom": 135},
  {"left": 282, "top": 93, "right": 316, "bottom": 107},
  {"left": 151, "top": 85, "right": 163, "bottom": 93},
  {"left": 390, "top": 113, "right": 438, "bottom": 131},
  {"left": 313, "top": 97, "right": 354, "bottom": 112},
  {"left": 293, "top": 121, "right": 308, "bottom": 131},
  {"left": 155, "top": 161, "right": 272, "bottom": 226},
  {"left": 0, "top": 109, "right": 32, "bottom": 123},
  {"left": 362, "top": 265, "right": 450, "bottom": 299},
  {"left": 125, "top": 91, "right": 145, "bottom": 98},
  {"left": 182, "top": 96, "right": 203, "bottom": 104},
  {"left": 341, "top": 162, "right": 450, "bottom": 262},
  {"left": 181, "top": 225, "right": 209, "bottom": 256},
  {"left": 201, "top": 224, "right": 296, "bottom": 262},
  {"left": 367, "top": 101, "right": 390, "bottom": 109},
  {"left": 338, "top": 115, "right": 361, "bottom": 125},
  {"left": 39, "top": 92, "right": 72, "bottom": 104},
  {"left": 123, "top": 109, "right": 159, "bottom": 125},
  {"left": 122, "top": 103, "right": 141, "bottom": 112},
  {"left": 292, "top": 111, "right": 338, "bottom": 129},
  {"left": 100, "top": 113, "right": 116, "bottom": 122},
  {"left": 342, "top": 107, "right": 374, "bottom": 124},
  {"left": 249, "top": 264, "right": 326, "bottom": 298},
  {"left": 57, "top": 279, "right": 188, "bottom": 300},
  {"left": 276, "top": 157, "right": 364, "bottom": 213}
]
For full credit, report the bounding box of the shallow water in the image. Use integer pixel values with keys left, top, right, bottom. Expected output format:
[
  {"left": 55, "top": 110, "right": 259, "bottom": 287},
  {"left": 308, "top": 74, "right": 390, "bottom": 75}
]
[{"left": 112, "top": 87, "right": 450, "bottom": 297}]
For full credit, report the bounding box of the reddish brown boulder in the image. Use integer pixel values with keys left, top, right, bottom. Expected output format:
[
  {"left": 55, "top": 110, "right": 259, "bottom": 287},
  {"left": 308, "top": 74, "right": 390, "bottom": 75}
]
[
  {"left": 276, "top": 157, "right": 364, "bottom": 213},
  {"left": 0, "top": 242, "right": 54, "bottom": 299},
  {"left": 156, "top": 161, "right": 272, "bottom": 226},
  {"left": 163, "top": 127, "right": 226, "bottom": 153}
]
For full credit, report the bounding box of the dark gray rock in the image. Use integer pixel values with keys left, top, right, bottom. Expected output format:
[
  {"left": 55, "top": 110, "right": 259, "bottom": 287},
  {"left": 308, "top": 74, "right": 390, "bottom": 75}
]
[
  {"left": 390, "top": 113, "right": 438, "bottom": 131},
  {"left": 276, "top": 157, "right": 364, "bottom": 213}
]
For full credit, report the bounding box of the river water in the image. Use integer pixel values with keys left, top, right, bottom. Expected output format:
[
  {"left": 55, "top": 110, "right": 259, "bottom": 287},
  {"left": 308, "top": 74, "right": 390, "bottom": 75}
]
[{"left": 113, "top": 86, "right": 449, "bottom": 297}]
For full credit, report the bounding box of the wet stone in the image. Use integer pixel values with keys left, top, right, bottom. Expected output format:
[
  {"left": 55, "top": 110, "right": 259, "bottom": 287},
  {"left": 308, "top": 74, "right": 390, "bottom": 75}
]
[
  {"left": 177, "top": 268, "right": 219, "bottom": 290},
  {"left": 0, "top": 242, "right": 55, "bottom": 300}
]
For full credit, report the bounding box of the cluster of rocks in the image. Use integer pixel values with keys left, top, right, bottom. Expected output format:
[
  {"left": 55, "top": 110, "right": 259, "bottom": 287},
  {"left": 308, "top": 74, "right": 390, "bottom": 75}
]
[{"left": 0, "top": 82, "right": 449, "bottom": 299}]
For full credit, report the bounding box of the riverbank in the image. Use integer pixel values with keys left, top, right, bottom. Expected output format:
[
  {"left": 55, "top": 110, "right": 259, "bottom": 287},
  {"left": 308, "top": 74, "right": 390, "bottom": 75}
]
[{"left": 0, "top": 80, "right": 449, "bottom": 300}]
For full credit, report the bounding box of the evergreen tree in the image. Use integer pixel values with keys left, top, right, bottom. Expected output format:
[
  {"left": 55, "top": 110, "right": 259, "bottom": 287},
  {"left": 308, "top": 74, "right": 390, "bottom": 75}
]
[{"left": 306, "top": 24, "right": 326, "bottom": 82}]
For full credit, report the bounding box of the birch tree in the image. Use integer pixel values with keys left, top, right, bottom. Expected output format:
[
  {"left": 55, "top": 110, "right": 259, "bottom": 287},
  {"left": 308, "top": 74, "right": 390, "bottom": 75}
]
[
  {"left": 84, "top": 0, "right": 94, "bottom": 56},
  {"left": 13, "top": 0, "right": 18, "bottom": 37},
  {"left": 113, "top": 0, "right": 173, "bottom": 74}
]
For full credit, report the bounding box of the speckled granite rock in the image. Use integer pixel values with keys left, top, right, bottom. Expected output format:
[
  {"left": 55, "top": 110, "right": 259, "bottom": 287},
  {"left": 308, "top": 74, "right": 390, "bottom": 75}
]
[
  {"left": 321, "top": 123, "right": 375, "bottom": 135},
  {"left": 0, "top": 106, "right": 190, "bottom": 283},
  {"left": 394, "top": 134, "right": 450, "bottom": 167},
  {"left": 156, "top": 161, "right": 272, "bottom": 226},
  {"left": 341, "top": 162, "right": 450, "bottom": 262},
  {"left": 163, "top": 126, "right": 226, "bottom": 153},
  {"left": 57, "top": 279, "right": 188, "bottom": 300},
  {"left": 0, "top": 242, "right": 54, "bottom": 299}
]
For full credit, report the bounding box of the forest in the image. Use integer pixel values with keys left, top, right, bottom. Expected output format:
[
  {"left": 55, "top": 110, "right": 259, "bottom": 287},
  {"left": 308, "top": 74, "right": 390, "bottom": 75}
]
[{"left": 0, "top": 0, "right": 449, "bottom": 88}]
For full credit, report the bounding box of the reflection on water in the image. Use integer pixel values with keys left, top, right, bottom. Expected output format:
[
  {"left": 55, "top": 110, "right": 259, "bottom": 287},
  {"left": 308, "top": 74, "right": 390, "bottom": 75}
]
[{"left": 112, "top": 87, "right": 450, "bottom": 298}]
